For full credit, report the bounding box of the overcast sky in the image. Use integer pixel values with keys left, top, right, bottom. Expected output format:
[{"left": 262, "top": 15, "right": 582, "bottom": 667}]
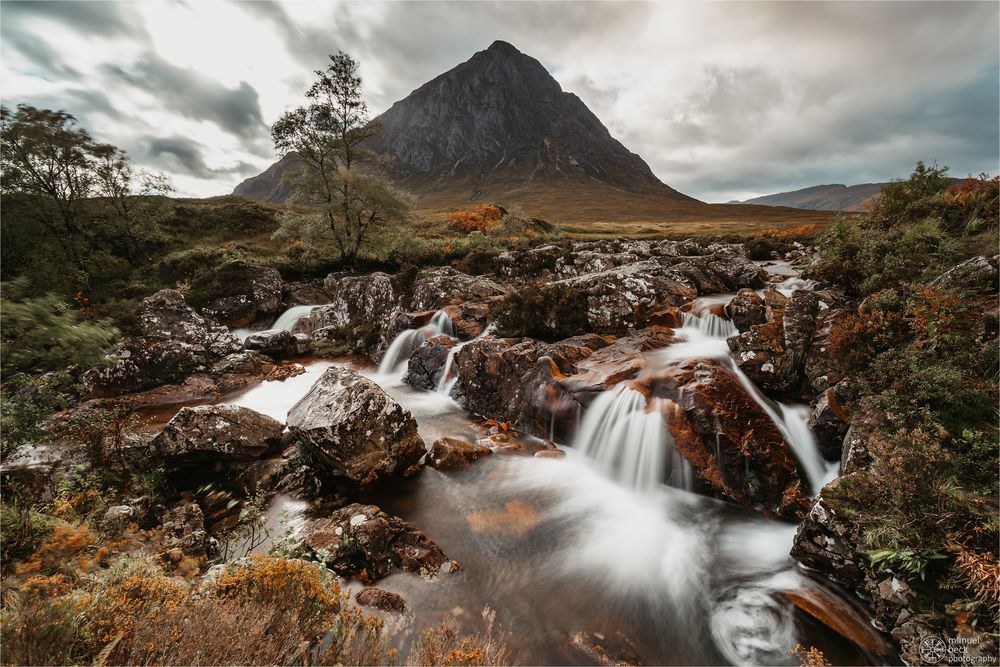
[{"left": 2, "top": 1, "right": 997, "bottom": 201}]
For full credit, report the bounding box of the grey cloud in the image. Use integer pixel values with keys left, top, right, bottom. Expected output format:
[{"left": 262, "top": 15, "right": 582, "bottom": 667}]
[
  {"left": 1, "top": 31, "right": 80, "bottom": 80},
  {"left": 104, "top": 53, "right": 267, "bottom": 144},
  {"left": 3, "top": 1, "right": 145, "bottom": 38},
  {"left": 146, "top": 136, "right": 259, "bottom": 179}
]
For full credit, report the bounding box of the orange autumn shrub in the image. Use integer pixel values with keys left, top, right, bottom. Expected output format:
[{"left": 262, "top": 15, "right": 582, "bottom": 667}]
[
  {"left": 449, "top": 205, "right": 505, "bottom": 233},
  {"left": 85, "top": 573, "right": 186, "bottom": 649},
  {"left": 212, "top": 553, "right": 342, "bottom": 639},
  {"left": 15, "top": 523, "right": 104, "bottom": 580},
  {"left": 406, "top": 607, "right": 514, "bottom": 667}
]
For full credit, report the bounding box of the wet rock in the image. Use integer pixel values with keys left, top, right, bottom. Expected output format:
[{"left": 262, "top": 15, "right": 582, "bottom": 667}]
[
  {"left": 152, "top": 405, "right": 283, "bottom": 464},
  {"left": 293, "top": 332, "right": 312, "bottom": 355},
  {"left": 410, "top": 267, "right": 507, "bottom": 310},
  {"left": 560, "top": 327, "right": 672, "bottom": 397},
  {"left": 429, "top": 437, "right": 493, "bottom": 469},
  {"left": 727, "top": 320, "right": 786, "bottom": 393},
  {"left": 286, "top": 367, "right": 425, "bottom": 484},
  {"left": 726, "top": 289, "right": 767, "bottom": 332},
  {"left": 282, "top": 280, "right": 334, "bottom": 307},
  {"left": 404, "top": 335, "right": 456, "bottom": 390},
  {"left": 803, "top": 305, "right": 849, "bottom": 393},
  {"left": 641, "top": 359, "right": 809, "bottom": 518},
  {"left": 355, "top": 587, "right": 407, "bottom": 612},
  {"left": 115, "top": 374, "right": 223, "bottom": 408},
  {"left": 244, "top": 329, "right": 298, "bottom": 359},
  {"left": 83, "top": 290, "right": 241, "bottom": 397},
  {"left": 442, "top": 297, "right": 503, "bottom": 340},
  {"left": 265, "top": 362, "right": 307, "bottom": 382},
  {"left": 295, "top": 503, "right": 449, "bottom": 580},
  {"left": 566, "top": 631, "right": 643, "bottom": 666},
  {"left": 809, "top": 381, "right": 852, "bottom": 459},
  {"left": 159, "top": 500, "right": 216, "bottom": 560}
]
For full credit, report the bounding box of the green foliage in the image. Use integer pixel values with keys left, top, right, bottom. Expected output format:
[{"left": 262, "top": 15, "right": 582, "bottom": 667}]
[
  {"left": 0, "top": 288, "right": 118, "bottom": 376},
  {"left": 0, "top": 501, "right": 54, "bottom": 564},
  {"left": 494, "top": 284, "right": 590, "bottom": 341},
  {"left": 0, "top": 371, "right": 77, "bottom": 461},
  {"left": 867, "top": 548, "right": 948, "bottom": 581},
  {"left": 271, "top": 52, "right": 411, "bottom": 264}
]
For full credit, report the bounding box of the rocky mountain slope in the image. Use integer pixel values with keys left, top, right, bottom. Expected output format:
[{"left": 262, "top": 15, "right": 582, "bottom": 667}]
[{"left": 235, "top": 41, "right": 828, "bottom": 230}]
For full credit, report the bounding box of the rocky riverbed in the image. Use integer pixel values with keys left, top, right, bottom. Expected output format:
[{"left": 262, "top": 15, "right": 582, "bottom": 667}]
[{"left": 14, "top": 237, "right": 998, "bottom": 665}]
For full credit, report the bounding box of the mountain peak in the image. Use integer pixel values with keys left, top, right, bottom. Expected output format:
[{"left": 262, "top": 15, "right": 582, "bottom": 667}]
[{"left": 485, "top": 39, "right": 521, "bottom": 55}]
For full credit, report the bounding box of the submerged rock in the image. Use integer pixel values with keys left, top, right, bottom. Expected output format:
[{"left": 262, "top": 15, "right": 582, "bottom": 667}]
[
  {"left": 295, "top": 503, "right": 449, "bottom": 580},
  {"left": 429, "top": 437, "right": 493, "bottom": 469},
  {"left": 355, "top": 587, "right": 407, "bottom": 612},
  {"left": 152, "top": 405, "right": 283, "bottom": 464},
  {"left": 286, "top": 367, "right": 425, "bottom": 484},
  {"left": 566, "top": 631, "right": 643, "bottom": 666}
]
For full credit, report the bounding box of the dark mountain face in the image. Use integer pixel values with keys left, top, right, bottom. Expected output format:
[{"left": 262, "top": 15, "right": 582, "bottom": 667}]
[{"left": 235, "top": 41, "right": 691, "bottom": 204}]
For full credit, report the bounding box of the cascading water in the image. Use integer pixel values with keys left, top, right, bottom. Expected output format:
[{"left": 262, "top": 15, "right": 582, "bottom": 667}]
[
  {"left": 231, "top": 304, "right": 329, "bottom": 341},
  {"left": 680, "top": 310, "right": 738, "bottom": 339},
  {"left": 656, "top": 306, "right": 836, "bottom": 493},
  {"left": 435, "top": 323, "right": 496, "bottom": 396},
  {"left": 377, "top": 309, "right": 456, "bottom": 378},
  {"left": 572, "top": 383, "right": 693, "bottom": 492}
]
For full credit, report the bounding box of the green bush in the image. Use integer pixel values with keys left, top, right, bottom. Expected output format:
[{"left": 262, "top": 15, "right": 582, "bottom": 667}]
[
  {"left": 494, "top": 284, "right": 590, "bottom": 341},
  {"left": 0, "top": 289, "right": 118, "bottom": 376}
]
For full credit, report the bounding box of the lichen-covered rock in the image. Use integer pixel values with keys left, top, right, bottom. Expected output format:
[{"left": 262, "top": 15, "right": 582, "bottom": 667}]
[
  {"left": 244, "top": 329, "right": 298, "bottom": 359},
  {"left": 930, "top": 255, "right": 999, "bottom": 295},
  {"left": 727, "top": 320, "right": 786, "bottom": 392},
  {"left": 790, "top": 477, "right": 866, "bottom": 585},
  {"left": 428, "top": 437, "right": 493, "bottom": 469},
  {"left": 294, "top": 503, "right": 449, "bottom": 579},
  {"left": 726, "top": 288, "right": 767, "bottom": 332},
  {"left": 404, "top": 335, "right": 455, "bottom": 390},
  {"left": 286, "top": 367, "right": 425, "bottom": 484},
  {"left": 151, "top": 405, "right": 283, "bottom": 463},
  {"left": 83, "top": 290, "right": 241, "bottom": 397},
  {"left": 410, "top": 267, "right": 507, "bottom": 310}
]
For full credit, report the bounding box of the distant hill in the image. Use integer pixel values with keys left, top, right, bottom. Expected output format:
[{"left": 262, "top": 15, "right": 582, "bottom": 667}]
[
  {"left": 734, "top": 180, "right": 962, "bottom": 212},
  {"left": 235, "top": 41, "right": 828, "bottom": 233}
]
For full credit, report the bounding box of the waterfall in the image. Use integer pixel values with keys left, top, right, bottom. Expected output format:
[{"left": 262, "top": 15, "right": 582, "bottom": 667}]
[
  {"left": 434, "top": 323, "right": 495, "bottom": 396},
  {"left": 658, "top": 306, "right": 836, "bottom": 494},
  {"left": 571, "top": 384, "right": 692, "bottom": 493},
  {"left": 680, "top": 311, "right": 738, "bottom": 339},
  {"left": 378, "top": 310, "right": 456, "bottom": 378},
  {"left": 231, "top": 304, "right": 328, "bottom": 341}
]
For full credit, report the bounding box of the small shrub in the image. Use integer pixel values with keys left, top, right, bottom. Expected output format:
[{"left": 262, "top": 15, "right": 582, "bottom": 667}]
[
  {"left": 406, "top": 607, "right": 514, "bottom": 667},
  {"left": 494, "top": 284, "right": 590, "bottom": 341},
  {"left": 0, "top": 502, "right": 54, "bottom": 565},
  {"left": 449, "top": 205, "right": 505, "bottom": 234}
]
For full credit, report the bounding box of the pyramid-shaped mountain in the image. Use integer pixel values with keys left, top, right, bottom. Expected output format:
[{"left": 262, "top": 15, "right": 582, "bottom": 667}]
[{"left": 235, "top": 41, "right": 826, "bottom": 229}]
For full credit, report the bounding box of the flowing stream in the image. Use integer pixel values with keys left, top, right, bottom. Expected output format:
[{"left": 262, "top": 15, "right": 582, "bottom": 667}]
[{"left": 200, "top": 268, "right": 879, "bottom": 665}]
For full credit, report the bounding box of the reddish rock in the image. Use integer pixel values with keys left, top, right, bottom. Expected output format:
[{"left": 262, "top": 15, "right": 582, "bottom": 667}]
[
  {"left": 355, "top": 587, "right": 407, "bottom": 613},
  {"left": 567, "top": 631, "right": 642, "bottom": 666},
  {"left": 639, "top": 359, "right": 808, "bottom": 518},
  {"left": 429, "top": 437, "right": 493, "bottom": 469}
]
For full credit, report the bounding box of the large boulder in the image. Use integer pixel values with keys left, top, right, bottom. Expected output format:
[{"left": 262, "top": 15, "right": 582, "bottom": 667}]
[
  {"left": 410, "top": 267, "right": 507, "bottom": 310},
  {"left": 639, "top": 359, "right": 809, "bottom": 518},
  {"left": 294, "top": 503, "right": 450, "bottom": 579},
  {"left": 294, "top": 272, "right": 400, "bottom": 336},
  {"left": 83, "top": 290, "right": 242, "bottom": 397},
  {"left": 286, "top": 367, "right": 425, "bottom": 484},
  {"left": 151, "top": 405, "right": 284, "bottom": 464}
]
